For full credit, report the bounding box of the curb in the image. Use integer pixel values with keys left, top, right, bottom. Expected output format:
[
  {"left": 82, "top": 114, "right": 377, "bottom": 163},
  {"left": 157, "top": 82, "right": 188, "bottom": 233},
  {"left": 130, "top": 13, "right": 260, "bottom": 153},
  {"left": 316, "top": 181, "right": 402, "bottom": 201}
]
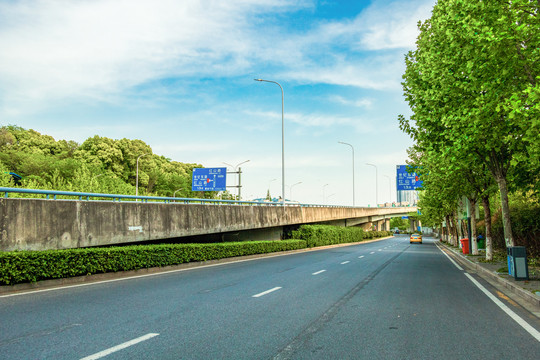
[
  {"left": 439, "top": 243, "right": 540, "bottom": 309},
  {"left": 0, "top": 236, "right": 392, "bottom": 296}
]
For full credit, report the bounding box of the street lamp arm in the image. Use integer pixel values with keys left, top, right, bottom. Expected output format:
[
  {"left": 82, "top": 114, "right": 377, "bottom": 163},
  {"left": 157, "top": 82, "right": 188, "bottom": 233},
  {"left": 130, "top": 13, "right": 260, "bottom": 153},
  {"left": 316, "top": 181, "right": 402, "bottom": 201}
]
[
  {"left": 136, "top": 153, "right": 150, "bottom": 198},
  {"left": 223, "top": 159, "right": 250, "bottom": 171},
  {"left": 366, "top": 163, "right": 379, "bottom": 206},
  {"left": 254, "top": 78, "right": 285, "bottom": 206},
  {"left": 338, "top": 141, "right": 355, "bottom": 206}
]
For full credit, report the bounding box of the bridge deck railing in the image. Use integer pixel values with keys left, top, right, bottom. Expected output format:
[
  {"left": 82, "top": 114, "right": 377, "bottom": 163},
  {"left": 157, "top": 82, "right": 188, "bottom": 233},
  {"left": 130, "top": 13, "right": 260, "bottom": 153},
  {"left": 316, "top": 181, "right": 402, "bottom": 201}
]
[{"left": 0, "top": 187, "right": 361, "bottom": 208}]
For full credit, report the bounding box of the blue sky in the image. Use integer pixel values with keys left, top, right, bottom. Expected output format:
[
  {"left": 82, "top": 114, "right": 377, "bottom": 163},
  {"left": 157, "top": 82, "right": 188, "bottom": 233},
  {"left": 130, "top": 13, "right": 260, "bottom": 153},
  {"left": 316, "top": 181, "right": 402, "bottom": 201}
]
[{"left": 0, "top": 0, "right": 435, "bottom": 206}]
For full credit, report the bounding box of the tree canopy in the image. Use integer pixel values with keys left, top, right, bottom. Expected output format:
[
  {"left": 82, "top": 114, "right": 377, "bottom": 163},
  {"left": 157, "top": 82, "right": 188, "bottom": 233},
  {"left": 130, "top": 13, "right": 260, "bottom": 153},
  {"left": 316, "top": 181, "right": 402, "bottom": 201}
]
[
  {"left": 400, "top": 0, "right": 539, "bottom": 251},
  {"left": 0, "top": 125, "right": 209, "bottom": 199}
]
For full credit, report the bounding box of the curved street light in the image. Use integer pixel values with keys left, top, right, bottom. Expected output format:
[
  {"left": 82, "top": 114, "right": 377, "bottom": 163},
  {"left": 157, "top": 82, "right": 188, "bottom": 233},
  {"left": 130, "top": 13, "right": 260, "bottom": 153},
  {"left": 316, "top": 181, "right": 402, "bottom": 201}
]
[
  {"left": 136, "top": 153, "right": 150, "bottom": 198},
  {"left": 382, "top": 175, "right": 392, "bottom": 204},
  {"left": 223, "top": 160, "right": 250, "bottom": 171},
  {"left": 268, "top": 178, "right": 277, "bottom": 199},
  {"left": 323, "top": 183, "right": 329, "bottom": 204},
  {"left": 327, "top": 193, "right": 336, "bottom": 204},
  {"left": 289, "top": 181, "right": 302, "bottom": 201},
  {"left": 366, "top": 163, "right": 378, "bottom": 206},
  {"left": 254, "top": 78, "right": 285, "bottom": 206},
  {"left": 173, "top": 188, "right": 183, "bottom": 202},
  {"left": 338, "top": 141, "right": 355, "bottom": 206},
  {"left": 223, "top": 160, "right": 250, "bottom": 200}
]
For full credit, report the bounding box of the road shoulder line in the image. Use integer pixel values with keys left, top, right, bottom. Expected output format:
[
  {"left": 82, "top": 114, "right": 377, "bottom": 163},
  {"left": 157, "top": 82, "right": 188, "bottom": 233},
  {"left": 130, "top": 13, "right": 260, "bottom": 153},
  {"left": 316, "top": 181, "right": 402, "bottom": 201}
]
[
  {"left": 438, "top": 242, "right": 540, "bottom": 309},
  {"left": 464, "top": 273, "right": 540, "bottom": 342}
]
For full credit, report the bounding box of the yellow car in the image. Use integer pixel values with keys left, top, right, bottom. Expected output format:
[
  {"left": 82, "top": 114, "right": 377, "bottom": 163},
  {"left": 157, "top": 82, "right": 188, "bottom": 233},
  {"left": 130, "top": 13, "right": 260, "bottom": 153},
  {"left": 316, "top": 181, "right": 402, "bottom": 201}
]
[{"left": 410, "top": 234, "right": 422, "bottom": 244}]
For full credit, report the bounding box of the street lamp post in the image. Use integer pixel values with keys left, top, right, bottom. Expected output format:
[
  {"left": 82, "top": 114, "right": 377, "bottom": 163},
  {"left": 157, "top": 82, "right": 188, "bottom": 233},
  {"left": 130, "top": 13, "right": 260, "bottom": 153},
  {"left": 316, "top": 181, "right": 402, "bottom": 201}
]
[
  {"left": 323, "top": 183, "right": 329, "bottom": 204},
  {"left": 366, "top": 163, "right": 378, "bottom": 206},
  {"left": 382, "top": 175, "right": 392, "bottom": 204},
  {"left": 136, "top": 153, "right": 150, "bottom": 198},
  {"left": 289, "top": 181, "right": 302, "bottom": 201},
  {"left": 338, "top": 141, "right": 355, "bottom": 206},
  {"left": 268, "top": 179, "right": 277, "bottom": 200},
  {"left": 254, "top": 78, "right": 285, "bottom": 206},
  {"left": 173, "top": 188, "right": 182, "bottom": 202},
  {"left": 327, "top": 193, "right": 336, "bottom": 204},
  {"left": 223, "top": 160, "right": 250, "bottom": 200}
]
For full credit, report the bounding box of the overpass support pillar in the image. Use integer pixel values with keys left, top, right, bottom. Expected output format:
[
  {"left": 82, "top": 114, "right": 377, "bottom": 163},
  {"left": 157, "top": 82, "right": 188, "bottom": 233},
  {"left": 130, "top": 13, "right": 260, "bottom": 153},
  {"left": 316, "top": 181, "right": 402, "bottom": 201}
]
[
  {"left": 361, "top": 222, "right": 373, "bottom": 231},
  {"left": 384, "top": 218, "right": 390, "bottom": 231}
]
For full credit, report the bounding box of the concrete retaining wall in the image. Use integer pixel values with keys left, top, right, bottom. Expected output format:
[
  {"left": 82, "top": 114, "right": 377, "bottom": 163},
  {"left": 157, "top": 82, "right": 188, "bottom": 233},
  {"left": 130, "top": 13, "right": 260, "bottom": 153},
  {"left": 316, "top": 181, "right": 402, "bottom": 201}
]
[{"left": 0, "top": 198, "right": 413, "bottom": 251}]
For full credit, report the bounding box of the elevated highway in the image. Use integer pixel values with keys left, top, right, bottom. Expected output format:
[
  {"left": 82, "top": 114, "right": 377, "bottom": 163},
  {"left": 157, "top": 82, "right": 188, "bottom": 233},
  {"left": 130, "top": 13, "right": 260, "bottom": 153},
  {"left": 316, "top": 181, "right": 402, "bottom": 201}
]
[{"left": 0, "top": 187, "right": 416, "bottom": 251}]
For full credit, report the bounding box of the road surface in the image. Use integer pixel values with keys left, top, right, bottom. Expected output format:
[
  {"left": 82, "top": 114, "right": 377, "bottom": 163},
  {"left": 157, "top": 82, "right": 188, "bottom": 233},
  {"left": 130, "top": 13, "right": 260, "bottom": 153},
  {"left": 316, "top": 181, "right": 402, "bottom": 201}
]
[{"left": 1, "top": 235, "right": 539, "bottom": 359}]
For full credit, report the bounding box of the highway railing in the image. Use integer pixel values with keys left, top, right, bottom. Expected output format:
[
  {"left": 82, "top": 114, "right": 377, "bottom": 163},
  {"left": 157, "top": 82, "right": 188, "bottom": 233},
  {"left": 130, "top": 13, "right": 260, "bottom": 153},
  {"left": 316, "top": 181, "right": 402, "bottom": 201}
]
[{"left": 0, "top": 187, "right": 351, "bottom": 208}]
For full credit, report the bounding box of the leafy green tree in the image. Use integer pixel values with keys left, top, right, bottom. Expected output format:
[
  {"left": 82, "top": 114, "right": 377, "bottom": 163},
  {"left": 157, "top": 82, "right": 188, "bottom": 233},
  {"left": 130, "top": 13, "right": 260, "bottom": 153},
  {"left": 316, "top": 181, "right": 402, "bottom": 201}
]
[
  {"left": 0, "top": 125, "right": 214, "bottom": 200},
  {"left": 400, "top": 0, "right": 539, "bottom": 248}
]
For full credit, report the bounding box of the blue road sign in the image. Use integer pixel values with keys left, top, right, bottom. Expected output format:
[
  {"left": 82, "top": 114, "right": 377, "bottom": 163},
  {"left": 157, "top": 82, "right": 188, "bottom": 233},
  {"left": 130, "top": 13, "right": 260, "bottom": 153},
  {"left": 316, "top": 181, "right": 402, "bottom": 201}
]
[
  {"left": 192, "top": 167, "right": 227, "bottom": 191},
  {"left": 396, "top": 165, "right": 423, "bottom": 191}
]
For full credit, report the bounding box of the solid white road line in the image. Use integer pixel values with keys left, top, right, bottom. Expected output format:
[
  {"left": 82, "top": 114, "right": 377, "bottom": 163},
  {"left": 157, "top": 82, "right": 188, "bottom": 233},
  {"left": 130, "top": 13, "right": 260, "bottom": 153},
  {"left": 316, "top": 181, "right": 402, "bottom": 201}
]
[
  {"left": 436, "top": 244, "right": 464, "bottom": 270},
  {"left": 358, "top": 256, "right": 365, "bottom": 259},
  {"left": 340, "top": 261, "right": 350, "bottom": 265},
  {"left": 312, "top": 270, "right": 326, "bottom": 275},
  {"left": 252, "top": 287, "right": 282, "bottom": 298},
  {"left": 80, "top": 333, "right": 159, "bottom": 360},
  {"left": 464, "top": 273, "right": 540, "bottom": 342}
]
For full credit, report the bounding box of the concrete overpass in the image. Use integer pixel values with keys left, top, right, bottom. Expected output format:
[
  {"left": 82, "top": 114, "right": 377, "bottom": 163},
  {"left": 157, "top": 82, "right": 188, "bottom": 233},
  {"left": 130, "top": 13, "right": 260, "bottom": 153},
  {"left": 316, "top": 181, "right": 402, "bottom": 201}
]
[{"left": 0, "top": 187, "right": 416, "bottom": 251}]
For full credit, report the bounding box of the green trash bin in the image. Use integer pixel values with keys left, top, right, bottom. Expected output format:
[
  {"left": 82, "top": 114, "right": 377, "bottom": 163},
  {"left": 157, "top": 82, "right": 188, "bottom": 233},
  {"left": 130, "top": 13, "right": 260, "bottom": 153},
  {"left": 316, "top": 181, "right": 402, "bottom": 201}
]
[{"left": 477, "top": 236, "right": 485, "bottom": 249}]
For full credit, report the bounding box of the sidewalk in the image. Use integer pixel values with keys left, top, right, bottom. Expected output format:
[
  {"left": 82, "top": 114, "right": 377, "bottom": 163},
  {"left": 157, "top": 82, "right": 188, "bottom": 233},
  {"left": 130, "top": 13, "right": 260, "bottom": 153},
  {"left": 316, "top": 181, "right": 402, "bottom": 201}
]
[{"left": 439, "top": 241, "right": 540, "bottom": 314}]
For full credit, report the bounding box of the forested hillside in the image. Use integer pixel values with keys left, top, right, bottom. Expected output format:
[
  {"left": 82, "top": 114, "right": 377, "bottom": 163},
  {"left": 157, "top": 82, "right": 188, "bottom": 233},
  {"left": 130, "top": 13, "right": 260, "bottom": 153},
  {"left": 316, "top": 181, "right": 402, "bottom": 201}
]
[{"left": 0, "top": 125, "right": 211, "bottom": 199}]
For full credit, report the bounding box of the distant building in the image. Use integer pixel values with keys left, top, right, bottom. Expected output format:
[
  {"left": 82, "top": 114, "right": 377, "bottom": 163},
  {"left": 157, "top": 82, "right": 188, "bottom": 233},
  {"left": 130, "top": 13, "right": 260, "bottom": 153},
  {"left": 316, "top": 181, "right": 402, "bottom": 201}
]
[{"left": 397, "top": 190, "right": 419, "bottom": 205}]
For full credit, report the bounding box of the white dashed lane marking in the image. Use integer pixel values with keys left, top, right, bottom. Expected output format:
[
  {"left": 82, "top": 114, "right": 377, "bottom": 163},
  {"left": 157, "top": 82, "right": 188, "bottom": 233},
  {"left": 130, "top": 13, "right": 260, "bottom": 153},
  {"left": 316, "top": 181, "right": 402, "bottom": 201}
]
[
  {"left": 80, "top": 333, "right": 159, "bottom": 360},
  {"left": 252, "top": 287, "right": 282, "bottom": 298}
]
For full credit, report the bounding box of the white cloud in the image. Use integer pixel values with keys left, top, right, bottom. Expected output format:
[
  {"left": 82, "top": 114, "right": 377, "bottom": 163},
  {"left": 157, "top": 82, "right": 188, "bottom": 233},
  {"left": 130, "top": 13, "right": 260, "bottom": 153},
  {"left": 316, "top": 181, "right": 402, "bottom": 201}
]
[
  {"left": 0, "top": 0, "right": 434, "bottom": 115},
  {"left": 244, "top": 109, "right": 374, "bottom": 134},
  {"left": 0, "top": 0, "right": 309, "bottom": 105},
  {"left": 355, "top": 0, "right": 433, "bottom": 51},
  {"left": 330, "top": 95, "right": 373, "bottom": 108}
]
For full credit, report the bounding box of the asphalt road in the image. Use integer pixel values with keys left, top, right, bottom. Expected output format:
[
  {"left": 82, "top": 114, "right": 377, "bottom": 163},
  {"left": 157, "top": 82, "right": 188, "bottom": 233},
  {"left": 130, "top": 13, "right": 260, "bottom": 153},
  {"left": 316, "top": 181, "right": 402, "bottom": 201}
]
[{"left": 1, "top": 235, "right": 539, "bottom": 359}]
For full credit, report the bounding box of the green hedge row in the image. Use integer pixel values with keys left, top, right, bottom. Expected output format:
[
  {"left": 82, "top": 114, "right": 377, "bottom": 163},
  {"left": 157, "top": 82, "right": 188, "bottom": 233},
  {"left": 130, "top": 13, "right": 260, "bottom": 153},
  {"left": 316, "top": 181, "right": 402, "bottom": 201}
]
[
  {"left": 0, "top": 226, "right": 394, "bottom": 286},
  {"left": 291, "top": 225, "right": 393, "bottom": 248},
  {"left": 0, "top": 240, "right": 306, "bottom": 285}
]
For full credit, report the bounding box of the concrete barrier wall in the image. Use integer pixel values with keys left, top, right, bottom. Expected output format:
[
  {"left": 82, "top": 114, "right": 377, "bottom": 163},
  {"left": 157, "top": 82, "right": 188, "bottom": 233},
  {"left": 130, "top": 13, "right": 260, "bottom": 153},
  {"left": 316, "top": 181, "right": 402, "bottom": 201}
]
[{"left": 0, "top": 198, "right": 413, "bottom": 251}]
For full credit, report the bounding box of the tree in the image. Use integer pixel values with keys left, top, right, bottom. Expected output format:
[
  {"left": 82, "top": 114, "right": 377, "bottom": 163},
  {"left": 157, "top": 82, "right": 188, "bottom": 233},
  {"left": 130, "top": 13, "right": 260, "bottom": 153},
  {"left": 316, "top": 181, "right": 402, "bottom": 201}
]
[
  {"left": 400, "top": 0, "right": 539, "bottom": 249},
  {"left": 0, "top": 126, "right": 210, "bottom": 199}
]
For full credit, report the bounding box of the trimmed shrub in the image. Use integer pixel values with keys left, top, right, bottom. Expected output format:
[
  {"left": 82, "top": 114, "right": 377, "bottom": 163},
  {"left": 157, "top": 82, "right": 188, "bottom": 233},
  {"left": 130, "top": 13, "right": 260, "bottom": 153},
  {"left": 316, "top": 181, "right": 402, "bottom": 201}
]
[
  {"left": 492, "top": 202, "right": 540, "bottom": 257},
  {"left": 290, "top": 225, "right": 392, "bottom": 248},
  {"left": 0, "top": 240, "right": 306, "bottom": 285}
]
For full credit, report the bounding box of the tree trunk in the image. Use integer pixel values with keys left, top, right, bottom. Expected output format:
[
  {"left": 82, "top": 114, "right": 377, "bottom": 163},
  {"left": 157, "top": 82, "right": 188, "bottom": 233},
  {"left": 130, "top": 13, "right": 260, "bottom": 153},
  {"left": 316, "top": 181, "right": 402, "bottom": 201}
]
[
  {"left": 445, "top": 216, "right": 451, "bottom": 244},
  {"left": 495, "top": 175, "right": 514, "bottom": 247},
  {"left": 451, "top": 213, "right": 459, "bottom": 246},
  {"left": 482, "top": 196, "right": 493, "bottom": 261},
  {"left": 469, "top": 197, "right": 478, "bottom": 255}
]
